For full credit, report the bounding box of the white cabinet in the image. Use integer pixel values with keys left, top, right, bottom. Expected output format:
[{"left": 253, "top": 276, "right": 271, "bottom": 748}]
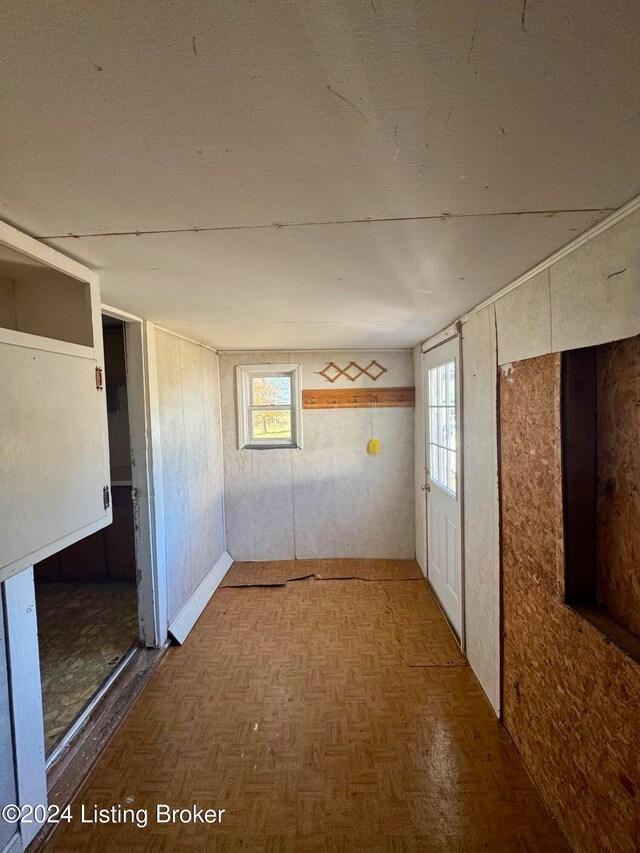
[{"left": 0, "top": 220, "right": 111, "bottom": 582}]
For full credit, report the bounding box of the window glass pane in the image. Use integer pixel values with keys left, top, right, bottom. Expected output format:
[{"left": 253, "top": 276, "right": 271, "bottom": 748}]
[
  {"left": 438, "top": 364, "right": 447, "bottom": 405},
  {"left": 251, "top": 409, "right": 291, "bottom": 441},
  {"left": 429, "top": 408, "right": 438, "bottom": 444},
  {"left": 447, "top": 407, "right": 456, "bottom": 450},
  {"left": 429, "top": 367, "right": 438, "bottom": 405},
  {"left": 447, "top": 449, "right": 457, "bottom": 495},
  {"left": 446, "top": 361, "right": 456, "bottom": 406},
  {"left": 430, "top": 444, "right": 439, "bottom": 483},
  {"left": 439, "top": 446, "right": 448, "bottom": 489},
  {"left": 437, "top": 406, "right": 447, "bottom": 447},
  {"left": 252, "top": 375, "right": 291, "bottom": 406}
]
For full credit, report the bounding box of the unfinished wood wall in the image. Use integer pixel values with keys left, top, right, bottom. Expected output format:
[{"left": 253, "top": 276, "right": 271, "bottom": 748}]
[
  {"left": 219, "top": 350, "right": 415, "bottom": 561},
  {"left": 500, "top": 352, "right": 640, "bottom": 853},
  {"left": 596, "top": 334, "right": 640, "bottom": 635},
  {"left": 154, "top": 330, "right": 226, "bottom": 623}
]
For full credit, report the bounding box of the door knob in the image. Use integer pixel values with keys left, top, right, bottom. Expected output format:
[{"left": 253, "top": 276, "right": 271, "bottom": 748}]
[{"left": 421, "top": 483, "right": 430, "bottom": 492}]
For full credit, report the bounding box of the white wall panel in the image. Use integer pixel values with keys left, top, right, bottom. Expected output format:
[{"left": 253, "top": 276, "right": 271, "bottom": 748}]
[
  {"left": 495, "top": 269, "right": 552, "bottom": 366},
  {"left": 154, "top": 329, "right": 226, "bottom": 623},
  {"left": 550, "top": 208, "right": 640, "bottom": 352},
  {"left": 461, "top": 308, "right": 500, "bottom": 713},
  {"left": 220, "top": 350, "right": 415, "bottom": 561}
]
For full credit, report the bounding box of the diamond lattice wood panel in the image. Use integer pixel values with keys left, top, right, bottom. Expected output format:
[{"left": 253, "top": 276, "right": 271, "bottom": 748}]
[{"left": 319, "top": 361, "right": 388, "bottom": 383}]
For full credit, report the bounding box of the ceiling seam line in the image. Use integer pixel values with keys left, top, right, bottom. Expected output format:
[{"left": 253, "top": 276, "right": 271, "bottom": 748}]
[{"left": 39, "top": 208, "right": 616, "bottom": 240}]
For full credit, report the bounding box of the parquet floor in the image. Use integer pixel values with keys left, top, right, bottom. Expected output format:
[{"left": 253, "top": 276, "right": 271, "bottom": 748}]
[
  {"left": 43, "top": 560, "right": 568, "bottom": 852},
  {"left": 35, "top": 581, "right": 138, "bottom": 751}
]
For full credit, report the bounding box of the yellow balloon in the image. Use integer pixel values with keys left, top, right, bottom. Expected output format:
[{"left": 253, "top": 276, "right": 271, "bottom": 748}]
[{"left": 367, "top": 438, "right": 381, "bottom": 455}]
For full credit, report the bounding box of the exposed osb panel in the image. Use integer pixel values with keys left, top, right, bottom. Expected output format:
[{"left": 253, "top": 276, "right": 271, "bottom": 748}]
[
  {"left": 42, "top": 560, "right": 567, "bottom": 852},
  {"left": 596, "top": 334, "right": 640, "bottom": 636},
  {"left": 500, "top": 353, "right": 640, "bottom": 853}
]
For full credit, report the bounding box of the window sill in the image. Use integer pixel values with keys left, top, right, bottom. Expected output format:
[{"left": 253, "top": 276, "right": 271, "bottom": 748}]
[
  {"left": 569, "top": 603, "right": 640, "bottom": 666},
  {"left": 242, "top": 444, "right": 299, "bottom": 451}
]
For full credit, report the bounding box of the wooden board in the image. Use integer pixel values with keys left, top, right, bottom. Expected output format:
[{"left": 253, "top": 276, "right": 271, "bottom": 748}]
[{"left": 303, "top": 386, "right": 415, "bottom": 409}]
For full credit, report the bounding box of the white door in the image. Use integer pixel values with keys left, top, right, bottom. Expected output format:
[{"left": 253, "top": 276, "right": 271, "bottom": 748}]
[{"left": 423, "top": 338, "right": 462, "bottom": 637}]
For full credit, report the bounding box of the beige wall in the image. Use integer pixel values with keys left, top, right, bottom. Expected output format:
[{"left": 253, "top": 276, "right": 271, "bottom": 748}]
[
  {"left": 154, "top": 329, "right": 226, "bottom": 623},
  {"left": 219, "top": 350, "right": 415, "bottom": 561}
]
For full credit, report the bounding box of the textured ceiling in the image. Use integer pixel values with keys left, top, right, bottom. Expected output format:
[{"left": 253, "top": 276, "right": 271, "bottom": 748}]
[{"left": 1, "top": 0, "right": 638, "bottom": 348}]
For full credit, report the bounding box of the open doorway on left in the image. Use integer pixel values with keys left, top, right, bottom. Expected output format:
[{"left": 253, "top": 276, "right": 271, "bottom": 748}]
[{"left": 33, "top": 316, "right": 139, "bottom": 756}]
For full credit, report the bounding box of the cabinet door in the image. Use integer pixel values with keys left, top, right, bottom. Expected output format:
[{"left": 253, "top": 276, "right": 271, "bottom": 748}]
[{"left": 0, "top": 221, "right": 111, "bottom": 582}]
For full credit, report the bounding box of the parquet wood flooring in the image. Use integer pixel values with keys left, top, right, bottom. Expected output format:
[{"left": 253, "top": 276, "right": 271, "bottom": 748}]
[{"left": 42, "top": 560, "right": 568, "bottom": 852}]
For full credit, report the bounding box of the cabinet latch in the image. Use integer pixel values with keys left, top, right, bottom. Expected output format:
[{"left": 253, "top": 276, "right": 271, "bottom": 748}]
[
  {"left": 96, "top": 366, "right": 104, "bottom": 390},
  {"left": 103, "top": 485, "right": 110, "bottom": 510}
]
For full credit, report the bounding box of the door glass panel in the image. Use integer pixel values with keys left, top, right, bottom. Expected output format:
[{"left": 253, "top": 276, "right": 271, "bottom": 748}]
[{"left": 428, "top": 360, "right": 457, "bottom": 496}]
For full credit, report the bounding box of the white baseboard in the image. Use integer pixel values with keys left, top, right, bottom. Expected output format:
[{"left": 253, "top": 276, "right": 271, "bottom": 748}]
[
  {"left": 2, "top": 832, "right": 23, "bottom": 853},
  {"left": 168, "top": 550, "right": 233, "bottom": 644}
]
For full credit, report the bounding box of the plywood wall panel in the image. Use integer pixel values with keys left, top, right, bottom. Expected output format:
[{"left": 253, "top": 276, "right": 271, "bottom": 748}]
[
  {"left": 550, "top": 208, "right": 640, "bottom": 353},
  {"left": 219, "top": 350, "right": 414, "bottom": 562},
  {"left": 596, "top": 334, "right": 640, "bottom": 635},
  {"left": 460, "top": 308, "right": 500, "bottom": 713},
  {"left": 500, "top": 352, "right": 640, "bottom": 853}
]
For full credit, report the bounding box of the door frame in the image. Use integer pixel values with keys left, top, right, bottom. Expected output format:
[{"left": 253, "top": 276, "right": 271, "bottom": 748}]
[
  {"left": 101, "top": 305, "right": 167, "bottom": 648},
  {"left": 422, "top": 332, "right": 466, "bottom": 653}
]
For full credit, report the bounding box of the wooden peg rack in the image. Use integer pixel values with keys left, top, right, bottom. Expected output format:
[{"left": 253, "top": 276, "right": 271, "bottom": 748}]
[{"left": 303, "top": 387, "right": 415, "bottom": 409}]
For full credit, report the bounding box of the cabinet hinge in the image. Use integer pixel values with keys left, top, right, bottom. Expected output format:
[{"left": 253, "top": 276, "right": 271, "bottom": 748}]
[
  {"left": 103, "top": 485, "right": 110, "bottom": 511},
  {"left": 95, "top": 366, "right": 104, "bottom": 390}
]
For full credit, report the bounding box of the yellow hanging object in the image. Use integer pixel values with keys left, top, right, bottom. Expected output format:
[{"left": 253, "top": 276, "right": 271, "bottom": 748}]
[{"left": 367, "top": 438, "right": 381, "bottom": 455}]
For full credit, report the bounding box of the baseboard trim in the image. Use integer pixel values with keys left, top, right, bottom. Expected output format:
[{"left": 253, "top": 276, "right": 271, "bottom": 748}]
[{"left": 168, "top": 550, "right": 233, "bottom": 644}]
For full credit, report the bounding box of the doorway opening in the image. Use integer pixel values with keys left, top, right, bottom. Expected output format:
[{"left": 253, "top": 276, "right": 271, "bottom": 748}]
[{"left": 33, "top": 316, "right": 140, "bottom": 757}]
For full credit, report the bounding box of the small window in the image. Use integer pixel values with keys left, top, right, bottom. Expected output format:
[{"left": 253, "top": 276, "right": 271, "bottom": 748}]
[
  {"left": 427, "top": 360, "right": 457, "bottom": 496},
  {"left": 236, "top": 364, "right": 303, "bottom": 449}
]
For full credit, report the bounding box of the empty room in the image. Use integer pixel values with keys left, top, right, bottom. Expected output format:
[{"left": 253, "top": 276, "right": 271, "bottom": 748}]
[{"left": 0, "top": 2, "right": 638, "bottom": 852}]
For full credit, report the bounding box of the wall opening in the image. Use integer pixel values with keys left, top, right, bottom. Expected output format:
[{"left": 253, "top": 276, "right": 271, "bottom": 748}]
[
  {"left": 562, "top": 333, "right": 640, "bottom": 661},
  {"left": 0, "top": 242, "right": 93, "bottom": 347}
]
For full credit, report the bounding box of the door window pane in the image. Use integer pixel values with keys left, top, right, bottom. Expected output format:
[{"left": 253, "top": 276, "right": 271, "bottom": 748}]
[
  {"left": 427, "top": 358, "right": 457, "bottom": 496},
  {"left": 430, "top": 444, "right": 439, "bottom": 484}
]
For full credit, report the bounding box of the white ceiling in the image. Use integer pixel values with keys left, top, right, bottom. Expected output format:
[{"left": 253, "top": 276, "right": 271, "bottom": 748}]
[{"left": 1, "top": 0, "right": 639, "bottom": 348}]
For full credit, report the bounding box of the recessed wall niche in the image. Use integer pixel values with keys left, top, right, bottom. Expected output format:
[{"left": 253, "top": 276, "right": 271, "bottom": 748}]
[
  {"left": 0, "top": 242, "right": 93, "bottom": 347},
  {"left": 562, "top": 332, "right": 640, "bottom": 658}
]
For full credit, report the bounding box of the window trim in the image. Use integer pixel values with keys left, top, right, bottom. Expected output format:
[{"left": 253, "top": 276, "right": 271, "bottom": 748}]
[{"left": 236, "top": 363, "right": 303, "bottom": 450}]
